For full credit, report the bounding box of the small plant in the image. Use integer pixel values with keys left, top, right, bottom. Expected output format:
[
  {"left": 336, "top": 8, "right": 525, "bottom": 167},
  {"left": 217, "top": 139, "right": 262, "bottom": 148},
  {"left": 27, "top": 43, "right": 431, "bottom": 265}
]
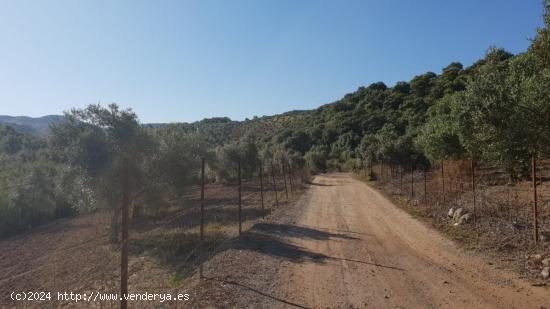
[
  {"left": 168, "top": 271, "right": 184, "bottom": 286},
  {"left": 205, "top": 222, "right": 222, "bottom": 234}
]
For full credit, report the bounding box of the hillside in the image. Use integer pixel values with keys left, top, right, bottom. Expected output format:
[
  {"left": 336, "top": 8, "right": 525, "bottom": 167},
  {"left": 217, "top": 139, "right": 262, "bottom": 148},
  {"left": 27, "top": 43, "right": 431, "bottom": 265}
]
[
  {"left": 0, "top": 115, "right": 64, "bottom": 135},
  {"left": 0, "top": 0, "right": 548, "bottom": 264}
]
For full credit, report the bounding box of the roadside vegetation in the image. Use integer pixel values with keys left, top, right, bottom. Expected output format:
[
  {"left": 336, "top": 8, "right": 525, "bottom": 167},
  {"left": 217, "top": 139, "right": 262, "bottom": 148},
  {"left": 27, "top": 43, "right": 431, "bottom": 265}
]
[{"left": 1, "top": 1, "right": 549, "bottom": 242}]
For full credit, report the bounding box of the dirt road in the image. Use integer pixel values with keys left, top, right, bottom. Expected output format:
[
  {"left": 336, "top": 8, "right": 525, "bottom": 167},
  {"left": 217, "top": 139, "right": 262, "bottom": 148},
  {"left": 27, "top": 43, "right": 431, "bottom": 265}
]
[{"left": 268, "top": 173, "right": 549, "bottom": 308}]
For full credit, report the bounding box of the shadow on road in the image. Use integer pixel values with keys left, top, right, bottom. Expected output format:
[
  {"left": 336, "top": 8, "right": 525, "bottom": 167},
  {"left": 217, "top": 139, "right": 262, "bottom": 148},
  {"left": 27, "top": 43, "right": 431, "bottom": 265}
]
[
  {"left": 251, "top": 223, "right": 360, "bottom": 241},
  {"left": 205, "top": 276, "right": 313, "bottom": 309},
  {"left": 235, "top": 223, "right": 404, "bottom": 271},
  {"left": 236, "top": 232, "right": 328, "bottom": 263},
  {"left": 306, "top": 181, "right": 334, "bottom": 187},
  {"left": 290, "top": 223, "right": 375, "bottom": 237}
]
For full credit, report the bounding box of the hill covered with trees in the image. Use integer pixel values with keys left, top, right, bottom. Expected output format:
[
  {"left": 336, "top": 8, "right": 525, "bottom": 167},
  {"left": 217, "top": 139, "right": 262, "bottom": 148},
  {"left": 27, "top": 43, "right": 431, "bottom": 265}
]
[
  {"left": 261, "top": 7, "right": 550, "bottom": 177},
  {"left": 0, "top": 115, "right": 64, "bottom": 135},
  {"left": 1, "top": 1, "right": 549, "bottom": 238}
]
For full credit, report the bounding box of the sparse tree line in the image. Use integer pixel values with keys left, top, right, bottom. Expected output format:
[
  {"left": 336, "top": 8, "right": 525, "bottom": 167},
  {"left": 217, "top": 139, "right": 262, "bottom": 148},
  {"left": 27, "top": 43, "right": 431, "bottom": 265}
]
[
  {"left": 0, "top": 105, "right": 306, "bottom": 238},
  {"left": 1, "top": 2, "right": 549, "bottom": 238}
]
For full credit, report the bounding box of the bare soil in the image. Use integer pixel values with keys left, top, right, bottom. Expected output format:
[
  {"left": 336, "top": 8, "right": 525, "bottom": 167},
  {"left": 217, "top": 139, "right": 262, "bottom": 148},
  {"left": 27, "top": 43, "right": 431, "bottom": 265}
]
[
  {"left": 368, "top": 165, "right": 550, "bottom": 283},
  {"left": 2, "top": 173, "right": 549, "bottom": 308},
  {"left": 192, "top": 173, "right": 550, "bottom": 308},
  {"left": 0, "top": 177, "right": 296, "bottom": 308}
]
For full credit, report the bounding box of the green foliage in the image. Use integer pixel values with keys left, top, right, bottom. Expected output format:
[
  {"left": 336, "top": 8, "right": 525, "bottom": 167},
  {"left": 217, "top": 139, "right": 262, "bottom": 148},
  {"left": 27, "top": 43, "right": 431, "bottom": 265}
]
[
  {"left": 0, "top": 126, "right": 78, "bottom": 236},
  {"left": 268, "top": 8, "right": 550, "bottom": 178},
  {"left": 2, "top": 3, "right": 550, "bottom": 236},
  {"left": 215, "top": 136, "right": 260, "bottom": 182},
  {"left": 530, "top": 0, "right": 550, "bottom": 67},
  {"left": 0, "top": 162, "right": 57, "bottom": 234},
  {"left": 305, "top": 146, "right": 327, "bottom": 173},
  {"left": 281, "top": 130, "right": 312, "bottom": 154},
  {"left": 416, "top": 93, "right": 465, "bottom": 163},
  {"left": 152, "top": 125, "right": 211, "bottom": 189},
  {"left": 342, "top": 158, "right": 360, "bottom": 172},
  {"left": 49, "top": 104, "right": 159, "bottom": 240},
  {"left": 287, "top": 151, "right": 306, "bottom": 170}
]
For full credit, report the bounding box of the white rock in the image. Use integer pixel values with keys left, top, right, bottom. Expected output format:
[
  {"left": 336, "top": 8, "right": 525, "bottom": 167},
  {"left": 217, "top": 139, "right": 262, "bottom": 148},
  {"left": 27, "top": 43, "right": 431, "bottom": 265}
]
[
  {"left": 531, "top": 254, "right": 543, "bottom": 261},
  {"left": 453, "top": 208, "right": 464, "bottom": 222},
  {"left": 447, "top": 208, "right": 455, "bottom": 218},
  {"left": 457, "top": 213, "right": 472, "bottom": 225},
  {"left": 542, "top": 258, "right": 550, "bottom": 267},
  {"left": 541, "top": 267, "right": 550, "bottom": 279}
]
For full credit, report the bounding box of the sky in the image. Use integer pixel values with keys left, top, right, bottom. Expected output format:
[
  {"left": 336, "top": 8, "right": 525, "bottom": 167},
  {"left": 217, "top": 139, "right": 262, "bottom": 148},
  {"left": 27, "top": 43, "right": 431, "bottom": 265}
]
[{"left": 0, "top": 0, "right": 545, "bottom": 123}]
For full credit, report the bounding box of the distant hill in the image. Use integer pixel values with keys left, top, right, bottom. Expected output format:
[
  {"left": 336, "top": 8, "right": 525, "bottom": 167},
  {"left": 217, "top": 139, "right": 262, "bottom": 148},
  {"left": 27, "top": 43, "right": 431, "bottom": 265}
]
[
  {"left": 0, "top": 109, "right": 311, "bottom": 140},
  {"left": 0, "top": 115, "right": 65, "bottom": 135}
]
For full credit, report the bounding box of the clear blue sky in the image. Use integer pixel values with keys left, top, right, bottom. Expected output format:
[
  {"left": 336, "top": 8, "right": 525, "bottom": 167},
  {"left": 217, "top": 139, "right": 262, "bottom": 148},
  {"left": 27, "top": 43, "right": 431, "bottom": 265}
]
[{"left": 0, "top": 0, "right": 544, "bottom": 123}]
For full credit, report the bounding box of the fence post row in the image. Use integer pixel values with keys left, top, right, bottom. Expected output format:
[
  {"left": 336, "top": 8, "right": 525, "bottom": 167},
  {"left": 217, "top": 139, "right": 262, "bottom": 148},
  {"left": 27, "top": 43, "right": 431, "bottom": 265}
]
[
  {"left": 120, "top": 157, "right": 129, "bottom": 309},
  {"left": 112, "top": 154, "right": 321, "bottom": 307},
  {"left": 410, "top": 163, "right": 414, "bottom": 199},
  {"left": 532, "top": 156, "right": 539, "bottom": 244},
  {"left": 282, "top": 162, "right": 289, "bottom": 200},
  {"left": 372, "top": 155, "right": 542, "bottom": 243},
  {"left": 259, "top": 161, "right": 265, "bottom": 218},
  {"left": 399, "top": 166, "right": 403, "bottom": 195},
  {"left": 423, "top": 167, "right": 427, "bottom": 205},
  {"left": 271, "top": 160, "right": 279, "bottom": 207},
  {"left": 471, "top": 159, "right": 476, "bottom": 226},
  {"left": 441, "top": 162, "right": 445, "bottom": 204},
  {"left": 238, "top": 160, "right": 242, "bottom": 237},
  {"left": 287, "top": 161, "right": 294, "bottom": 194},
  {"left": 199, "top": 157, "right": 205, "bottom": 278}
]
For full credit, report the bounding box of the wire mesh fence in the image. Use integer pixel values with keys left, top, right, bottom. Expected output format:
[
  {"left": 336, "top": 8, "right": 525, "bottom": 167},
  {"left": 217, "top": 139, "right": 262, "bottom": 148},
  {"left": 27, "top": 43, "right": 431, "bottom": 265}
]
[
  {"left": 370, "top": 157, "right": 550, "bottom": 248},
  {"left": 0, "top": 158, "right": 307, "bottom": 308}
]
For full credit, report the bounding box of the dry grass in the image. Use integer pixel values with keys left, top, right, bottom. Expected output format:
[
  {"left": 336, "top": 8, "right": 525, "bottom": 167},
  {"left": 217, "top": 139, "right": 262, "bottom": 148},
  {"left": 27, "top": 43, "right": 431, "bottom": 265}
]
[
  {"left": 357, "top": 159, "right": 550, "bottom": 283},
  {"left": 0, "top": 175, "right": 308, "bottom": 308}
]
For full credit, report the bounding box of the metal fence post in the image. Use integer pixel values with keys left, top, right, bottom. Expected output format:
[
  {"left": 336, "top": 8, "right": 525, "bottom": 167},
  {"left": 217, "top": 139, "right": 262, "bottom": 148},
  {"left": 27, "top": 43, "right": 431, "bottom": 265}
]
[
  {"left": 271, "top": 160, "right": 278, "bottom": 206},
  {"left": 399, "top": 166, "right": 403, "bottom": 195},
  {"left": 423, "top": 167, "right": 427, "bottom": 205},
  {"left": 238, "top": 160, "right": 242, "bottom": 237},
  {"left": 471, "top": 159, "right": 476, "bottom": 226},
  {"left": 532, "top": 156, "right": 539, "bottom": 244},
  {"left": 120, "top": 157, "right": 129, "bottom": 309},
  {"left": 410, "top": 163, "right": 414, "bottom": 199},
  {"left": 259, "top": 161, "right": 265, "bottom": 218},
  {"left": 282, "top": 162, "right": 289, "bottom": 200},
  {"left": 441, "top": 162, "right": 445, "bottom": 205},
  {"left": 287, "top": 161, "right": 294, "bottom": 194},
  {"left": 199, "top": 158, "right": 205, "bottom": 278}
]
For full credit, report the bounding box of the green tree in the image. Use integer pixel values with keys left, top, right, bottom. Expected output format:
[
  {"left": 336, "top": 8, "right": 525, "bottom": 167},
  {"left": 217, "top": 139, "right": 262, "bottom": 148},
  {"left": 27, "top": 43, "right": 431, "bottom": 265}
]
[
  {"left": 50, "top": 104, "right": 151, "bottom": 242},
  {"left": 416, "top": 93, "right": 465, "bottom": 163},
  {"left": 215, "top": 137, "right": 259, "bottom": 182}
]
